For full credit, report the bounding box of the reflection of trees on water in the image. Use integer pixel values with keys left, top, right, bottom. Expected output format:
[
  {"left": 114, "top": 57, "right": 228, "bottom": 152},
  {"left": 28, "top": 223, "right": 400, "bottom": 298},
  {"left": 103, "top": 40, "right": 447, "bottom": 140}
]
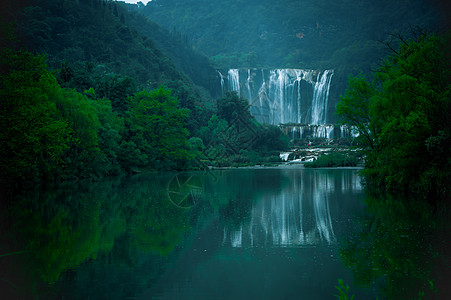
[
  {"left": 222, "top": 170, "right": 363, "bottom": 247},
  {"left": 339, "top": 195, "right": 451, "bottom": 299},
  {"left": 0, "top": 174, "right": 190, "bottom": 297}
]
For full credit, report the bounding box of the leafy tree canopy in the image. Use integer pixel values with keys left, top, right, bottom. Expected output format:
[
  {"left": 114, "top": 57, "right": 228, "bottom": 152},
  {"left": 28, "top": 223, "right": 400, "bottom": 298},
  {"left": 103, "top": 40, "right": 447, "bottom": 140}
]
[
  {"left": 129, "top": 86, "right": 191, "bottom": 169},
  {"left": 336, "top": 32, "right": 451, "bottom": 202},
  {"left": 0, "top": 49, "right": 72, "bottom": 182}
]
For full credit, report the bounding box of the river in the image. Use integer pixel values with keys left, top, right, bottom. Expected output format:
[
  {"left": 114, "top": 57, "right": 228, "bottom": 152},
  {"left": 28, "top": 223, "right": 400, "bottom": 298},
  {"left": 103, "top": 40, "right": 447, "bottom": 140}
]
[{"left": 1, "top": 168, "right": 449, "bottom": 299}]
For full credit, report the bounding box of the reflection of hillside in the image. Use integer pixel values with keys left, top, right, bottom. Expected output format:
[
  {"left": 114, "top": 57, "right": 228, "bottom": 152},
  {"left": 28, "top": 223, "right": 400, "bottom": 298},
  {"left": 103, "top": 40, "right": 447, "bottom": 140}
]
[
  {"left": 0, "top": 173, "right": 189, "bottom": 294},
  {"left": 222, "top": 170, "right": 362, "bottom": 247}
]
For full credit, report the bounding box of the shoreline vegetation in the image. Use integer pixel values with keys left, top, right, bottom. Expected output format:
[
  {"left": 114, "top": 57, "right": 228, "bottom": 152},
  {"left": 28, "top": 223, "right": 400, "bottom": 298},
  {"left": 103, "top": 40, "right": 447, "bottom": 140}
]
[{"left": 336, "top": 31, "right": 450, "bottom": 203}]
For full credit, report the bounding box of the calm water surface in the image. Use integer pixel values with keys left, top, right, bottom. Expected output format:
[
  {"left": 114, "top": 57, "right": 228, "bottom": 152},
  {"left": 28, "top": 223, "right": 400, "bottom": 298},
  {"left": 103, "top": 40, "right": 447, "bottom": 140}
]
[{"left": 1, "top": 168, "right": 450, "bottom": 299}]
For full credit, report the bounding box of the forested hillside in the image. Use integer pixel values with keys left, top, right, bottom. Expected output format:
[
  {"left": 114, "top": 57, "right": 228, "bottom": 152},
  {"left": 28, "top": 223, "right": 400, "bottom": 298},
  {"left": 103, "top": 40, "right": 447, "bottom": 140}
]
[
  {"left": 0, "top": 0, "right": 214, "bottom": 183},
  {"left": 0, "top": 0, "right": 288, "bottom": 186},
  {"left": 6, "top": 0, "right": 218, "bottom": 104},
  {"left": 139, "top": 0, "right": 447, "bottom": 75},
  {"left": 121, "top": 4, "right": 219, "bottom": 94}
]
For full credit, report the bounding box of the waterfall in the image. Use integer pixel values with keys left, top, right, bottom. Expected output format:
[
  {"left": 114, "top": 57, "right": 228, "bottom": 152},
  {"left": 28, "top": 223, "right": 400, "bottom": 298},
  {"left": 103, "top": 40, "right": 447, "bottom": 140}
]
[
  {"left": 279, "top": 152, "right": 291, "bottom": 161},
  {"left": 339, "top": 125, "right": 360, "bottom": 138},
  {"left": 311, "top": 124, "right": 335, "bottom": 138},
  {"left": 255, "top": 70, "right": 269, "bottom": 123},
  {"left": 267, "top": 69, "right": 307, "bottom": 124},
  {"left": 295, "top": 70, "right": 302, "bottom": 123},
  {"left": 220, "top": 68, "right": 334, "bottom": 125},
  {"left": 284, "top": 124, "right": 340, "bottom": 139},
  {"left": 311, "top": 70, "right": 334, "bottom": 125},
  {"left": 246, "top": 69, "right": 252, "bottom": 102},
  {"left": 218, "top": 71, "right": 225, "bottom": 96},
  {"left": 228, "top": 69, "right": 240, "bottom": 97},
  {"left": 340, "top": 125, "right": 347, "bottom": 138},
  {"left": 299, "top": 126, "right": 304, "bottom": 139}
]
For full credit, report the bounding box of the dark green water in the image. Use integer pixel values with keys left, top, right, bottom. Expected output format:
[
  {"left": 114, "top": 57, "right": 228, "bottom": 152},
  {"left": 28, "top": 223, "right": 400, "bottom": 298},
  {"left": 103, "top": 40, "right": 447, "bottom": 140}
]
[{"left": 1, "top": 168, "right": 449, "bottom": 299}]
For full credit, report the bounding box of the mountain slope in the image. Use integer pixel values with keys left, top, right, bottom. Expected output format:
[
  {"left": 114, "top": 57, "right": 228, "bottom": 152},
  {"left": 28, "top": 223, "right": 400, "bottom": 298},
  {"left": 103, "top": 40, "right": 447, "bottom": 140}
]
[
  {"left": 3, "top": 0, "right": 220, "bottom": 128},
  {"left": 138, "top": 0, "right": 447, "bottom": 74}
]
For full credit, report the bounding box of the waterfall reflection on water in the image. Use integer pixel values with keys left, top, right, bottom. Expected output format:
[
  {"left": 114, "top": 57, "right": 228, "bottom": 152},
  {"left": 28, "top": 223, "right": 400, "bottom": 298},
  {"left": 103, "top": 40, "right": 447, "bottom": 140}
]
[{"left": 222, "top": 170, "right": 362, "bottom": 248}]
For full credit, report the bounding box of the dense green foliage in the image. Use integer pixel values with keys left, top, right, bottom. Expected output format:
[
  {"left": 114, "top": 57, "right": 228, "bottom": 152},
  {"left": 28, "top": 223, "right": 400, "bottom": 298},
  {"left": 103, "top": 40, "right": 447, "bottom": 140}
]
[
  {"left": 127, "top": 87, "right": 191, "bottom": 170},
  {"left": 0, "top": 50, "right": 72, "bottom": 182},
  {"left": 3, "top": 0, "right": 216, "bottom": 131},
  {"left": 305, "top": 152, "right": 359, "bottom": 168},
  {"left": 0, "top": 49, "right": 191, "bottom": 184},
  {"left": 337, "top": 32, "right": 451, "bottom": 202},
  {"left": 10, "top": 0, "right": 216, "bottom": 90}
]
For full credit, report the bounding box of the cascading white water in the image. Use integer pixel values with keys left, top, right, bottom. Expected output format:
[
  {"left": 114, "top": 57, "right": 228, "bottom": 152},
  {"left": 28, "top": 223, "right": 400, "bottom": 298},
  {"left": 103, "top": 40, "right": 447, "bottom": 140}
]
[
  {"left": 267, "top": 69, "right": 309, "bottom": 124},
  {"left": 283, "top": 124, "right": 337, "bottom": 139},
  {"left": 295, "top": 70, "right": 303, "bottom": 124},
  {"left": 218, "top": 71, "right": 225, "bottom": 96},
  {"left": 227, "top": 69, "right": 240, "bottom": 97},
  {"left": 255, "top": 70, "right": 269, "bottom": 123},
  {"left": 312, "top": 125, "right": 335, "bottom": 138},
  {"left": 340, "top": 125, "right": 346, "bottom": 138},
  {"left": 246, "top": 69, "right": 252, "bottom": 103},
  {"left": 221, "top": 69, "right": 334, "bottom": 125},
  {"left": 337, "top": 125, "right": 360, "bottom": 138},
  {"left": 279, "top": 152, "right": 291, "bottom": 161},
  {"left": 311, "top": 70, "right": 334, "bottom": 125}
]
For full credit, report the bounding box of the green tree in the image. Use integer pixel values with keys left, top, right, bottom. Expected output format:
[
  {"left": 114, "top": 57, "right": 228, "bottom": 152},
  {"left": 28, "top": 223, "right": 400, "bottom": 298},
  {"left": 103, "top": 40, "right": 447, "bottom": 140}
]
[
  {"left": 217, "top": 91, "right": 252, "bottom": 124},
  {"left": 198, "top": 114, "right": 229, "bottom": 145},
  {"left": 0, "top": 49, "right": 72, "bottom": 183},
  {"left": 253, "top": 125, "right": 289, "bottom": 152},
  {"left": 336, "top": 32, "right": 450, "bottom": 201},
  {"left": 128, "top": 86, "right": 191, "bottom": 170},
  {"left": 96, "top": 74, "right": 136, "bottom": 113},
  {"left": 336, "top": 74, "right": 378, "bottom": 149},
  {"left": 55, "top": 88, "right": 104, "bottom": 178}
]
